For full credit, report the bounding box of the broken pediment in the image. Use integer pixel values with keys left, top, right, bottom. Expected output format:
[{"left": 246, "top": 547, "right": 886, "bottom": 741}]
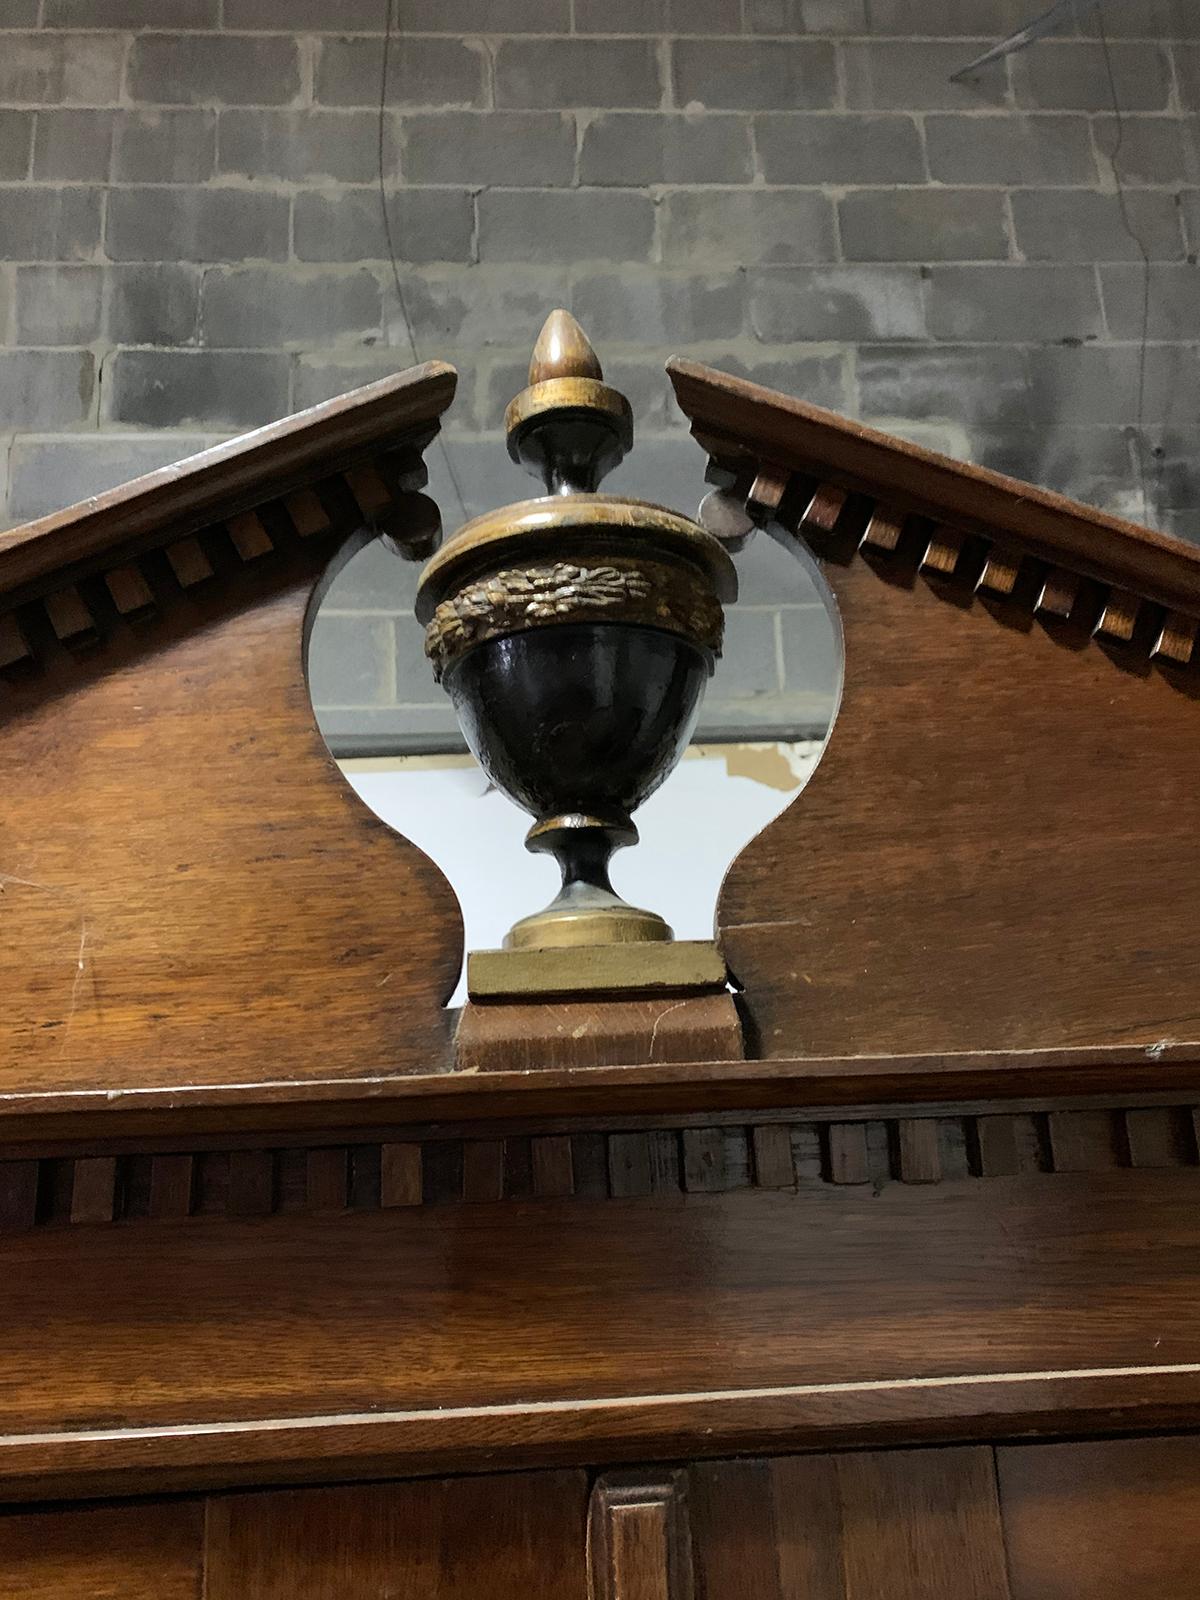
[{"left": 3, "top": 344, "right": 1200, "bottom": 1138}]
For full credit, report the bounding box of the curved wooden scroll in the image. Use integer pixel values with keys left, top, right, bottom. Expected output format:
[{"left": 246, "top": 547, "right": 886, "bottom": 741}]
[
  {"left": 670, "top": 361, "right": 1200, "bottom": 1063},
  {"left": 0, "top": 377, "right": 463, "bottom": 1098}
]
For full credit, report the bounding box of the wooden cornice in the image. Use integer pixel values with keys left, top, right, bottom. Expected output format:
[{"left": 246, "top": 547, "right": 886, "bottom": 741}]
[
  {"left": 0, "top": 360, "right": 455, "bottom": 611},
  {"left": 668, "top": 358, "right": 1200, "bottom": 666},
  {"left": 0, "top": 1042, "right": 1196, "bottom": 1146},
  {"left": 0, "top": 1101, "right": 1195, "bottom": 1235}
]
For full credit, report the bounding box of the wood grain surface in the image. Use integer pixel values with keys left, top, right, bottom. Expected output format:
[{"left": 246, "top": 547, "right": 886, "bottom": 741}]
[
  {"left": 15, "top": 1437, "right": 1200, "bottom": 1597},
  {"left": 0, "top": 1500, "right": 204, "bottom": 1599},
  {"left": 998, "top": 1435, "right": 1200, "bottom": 1599},
  {"left": 205, "top": 1472, "right": 589, "bottom": 1600},
  {"left": 0, "top": 1167, "right": 1199, "bottom": 1497},
  {"left": 689, "top": 1448, "right": 1011, "bottom": 1600},
  {"left": 721, "top": 545, "right": 1200, "bottom": 1058},
  {"left": 455, "top": 993, "right": 744, "bottom": 1071},
  {"left": 0, "top": 1472, "right": 587, "bottom": 1600},
  {"left": 2, "top": 1041, "right": 1198, "bottom": 1145},
  {"left": 0, "top": 545, "right": 462, "bottom": 1092},
  {"left": 666, "top": 363, "right": 1200, "bottom": 1062}
]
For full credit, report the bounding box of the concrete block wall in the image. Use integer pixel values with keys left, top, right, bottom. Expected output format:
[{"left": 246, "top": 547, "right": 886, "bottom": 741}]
[{"left": 0, "top": 2, "right": 1197, "bottom": 746}]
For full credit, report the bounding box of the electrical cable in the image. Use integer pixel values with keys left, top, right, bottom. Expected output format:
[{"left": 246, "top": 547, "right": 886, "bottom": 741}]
[
  {"left": 378, "top": 0, "right": 469, "bottom": 528},
  {"left": 1096, "top": 0, "right": 1154, "bottom": 526}
]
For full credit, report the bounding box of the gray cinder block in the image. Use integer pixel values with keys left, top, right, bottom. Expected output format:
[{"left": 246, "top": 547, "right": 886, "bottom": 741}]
[
  {"left": 106, "top": 348, "right": 289, "bottom": 427},
  {"left": 106, "top": 187, "right": 290, "bottom": 263}
]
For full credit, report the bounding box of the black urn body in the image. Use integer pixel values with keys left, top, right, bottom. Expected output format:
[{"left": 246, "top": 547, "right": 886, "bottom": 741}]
[{"left": 443, "top": 622, "right": 710, "bottom": 827}]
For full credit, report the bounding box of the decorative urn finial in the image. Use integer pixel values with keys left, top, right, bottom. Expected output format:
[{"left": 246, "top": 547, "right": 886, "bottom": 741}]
[
  {"left": 504, "top": 308, "right": 631, "bottom": 494},
  {"left": 415, "top": 312, "right": 736, "bottom": 969},
  {"left": 526, "top": 307, "right": 602, "bottom": 384}
]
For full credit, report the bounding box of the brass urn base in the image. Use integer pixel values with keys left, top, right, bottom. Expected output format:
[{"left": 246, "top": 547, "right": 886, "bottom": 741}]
[
  {"left": 506, "top": 810, "right": 671, "bottom": 950},
  {"left": 505, "top": 893, "right": 672, "bottom": 951},
  {"left": 502, "top": 810, "right": 672, "bottom": 955}
]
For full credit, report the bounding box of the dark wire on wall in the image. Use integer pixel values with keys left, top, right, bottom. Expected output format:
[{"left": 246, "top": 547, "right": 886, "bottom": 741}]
[
  {"left": 1096, "top": 0, "right": 1154, "bottom": 527},
  {"left": 378, "top": 0, "right": 469, "bottom": 529}
]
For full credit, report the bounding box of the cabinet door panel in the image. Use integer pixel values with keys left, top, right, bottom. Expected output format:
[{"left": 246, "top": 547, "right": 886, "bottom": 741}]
[
  {"left": 13, "top": 1437, "right": 1200, "bottom": 1598},
  {"left": 688, "top": 1448, "right": 1009, "bottom": 1600},
  {"left": 205, "top": 1471, "right": 589, "bottom": 1600},
  {"left": 0, "top": 1500, "right": 203, "bottom": 1599},
  {"left": 999, "top": 1436, "right": 1200, "bottom": 1599},
  {"left": 689, "top": 1457, "right": 842, "bottom": 1600},
  {"left": 837, "top": 1449, "right": 1009, "bottom": 1600}
]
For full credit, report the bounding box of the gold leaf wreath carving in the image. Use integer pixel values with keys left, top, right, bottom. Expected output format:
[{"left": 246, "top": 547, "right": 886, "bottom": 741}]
[{"left": 424, "top": 560, "right": 723, "bottom": 680}]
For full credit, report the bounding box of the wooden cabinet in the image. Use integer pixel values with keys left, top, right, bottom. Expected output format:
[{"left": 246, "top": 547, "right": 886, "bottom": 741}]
[{"left": 6, "top": 355, "right": 1200, "bottom": 1589}]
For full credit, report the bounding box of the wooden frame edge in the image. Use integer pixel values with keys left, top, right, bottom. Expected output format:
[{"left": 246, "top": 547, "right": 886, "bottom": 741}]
[
  {"left": 4, "top": 1365, "right": 1199, "bottom": 1503},
  {"left": 0, "top": 1046, "right": 1197, "bottom": 1144}
]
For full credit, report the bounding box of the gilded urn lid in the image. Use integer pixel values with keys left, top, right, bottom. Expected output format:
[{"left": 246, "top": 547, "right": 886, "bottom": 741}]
[{"left": 414, "top": 311, "right": 737, "bottom": 680}]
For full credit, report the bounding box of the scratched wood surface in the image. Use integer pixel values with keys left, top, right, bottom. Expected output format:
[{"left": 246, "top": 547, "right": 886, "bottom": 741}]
[
  {"left": 0, "top": 378, "right": 463, "bottom": 1098},
  {"left": 723, "top": 550, "right": 1200, "bottom": 1058},
  {"left": 0, "top": 553, "right": 462, "bottom": 1093}
]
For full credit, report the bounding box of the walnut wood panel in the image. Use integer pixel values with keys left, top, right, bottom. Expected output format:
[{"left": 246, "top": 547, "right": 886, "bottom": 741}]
[
  {"left": 668, "top": 361, "right": 1200, "bottom": 1061},
  {"left": 2, "top": 1169, "right": 1200, "bottom": 1497},
  {"left": 718, "top": 529, "right": 1200, "bottom": 1059},
  {"left": 688, "top": 1448, "right": 1010, "bottom": 1599},
  {"left": 0, "top": 1473, "right": 587, "bottom": 1599},
  {"left": 997, "top": 1436, "right": 1200, "bottom": 1598},
  {"left": 0, "top": 1499, "right": 204, "bottom": 1598},
  {"left": 837, "top": 1448, "right": 1009, "bottom": 1599},
  {"left": 19, "top": 1439, "right": 1200, "bottom": 1598},
  {"left": 205, "top": 1472, "right": 589, "bottom": 1600},
  {"left": 688, "top": 1457, "right": 842, "bottom": 1599},
  {"left": 0, "top": 531, "right": 461, "bottom": 1094}
]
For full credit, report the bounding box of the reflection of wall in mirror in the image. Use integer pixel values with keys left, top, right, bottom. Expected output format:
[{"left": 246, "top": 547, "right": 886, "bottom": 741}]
[{"left": 344, "top": 740, "right": 823, "bottom": 1004}]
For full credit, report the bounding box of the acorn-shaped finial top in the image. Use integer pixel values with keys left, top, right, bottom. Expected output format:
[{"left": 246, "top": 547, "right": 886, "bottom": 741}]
[
  {"left": 527, "top": 309, "right": 604, "bottom": 386},
  {"left": 504, "top": 311, "right": 632, "bottom": 494}
]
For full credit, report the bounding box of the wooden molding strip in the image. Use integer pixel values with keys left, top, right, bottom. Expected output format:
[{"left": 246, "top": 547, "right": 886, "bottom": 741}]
[
  {"left": 739, "top": 459, "right": 1185, "bottom": 683},
  {"left": 668, "top": 359, "right": 1200, "bottom": 621},
  {"left": 0, "top": 442, "right": 436, "bottom": 689},
  {"left": 0, "top": 361, "right": 454, "bottom": 606},
  {"left": 1, "top": 1104, "right": 1195, "bottom": 1234},
  {"left": 3, "top": 1363, "right": 1200, "bottom": 1505},
  {"left": 0, "top": 1043, "right": 1197, "bottom": 1143},
  {"left": 589, "top": 1471, "right": 693, "bottom": 1600},
  {"left": 671, "top": 360, "right": 1200, "bottom": 687}
]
